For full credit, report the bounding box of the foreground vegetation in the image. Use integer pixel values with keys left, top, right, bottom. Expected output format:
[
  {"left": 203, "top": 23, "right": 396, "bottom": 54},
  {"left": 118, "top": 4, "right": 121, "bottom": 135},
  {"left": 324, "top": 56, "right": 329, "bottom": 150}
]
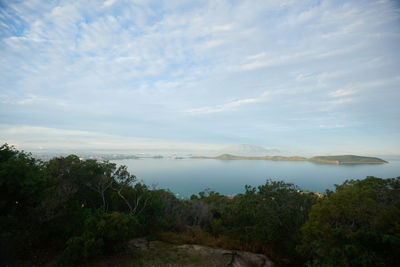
[{"left": 1, "top": 144, "right": 399, "bottom": 266}]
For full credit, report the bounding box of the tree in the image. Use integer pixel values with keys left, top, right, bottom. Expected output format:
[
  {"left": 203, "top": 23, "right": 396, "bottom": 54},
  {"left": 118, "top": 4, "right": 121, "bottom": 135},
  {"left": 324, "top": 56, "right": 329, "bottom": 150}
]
[
  {"left": 222, "top": 180, "right": 318, "bottom": 264},
  {"left": 111, "top": 165, "right": 151, "bottom": 217},
  {"left": 0, "top": 144, "right": 45, "bottom": 211},
  {"left": 81, "top": 160, "right": 115, "bottom": 212},
  {"left": 0, "top": 144, "right": 152, "bottom": 265},
  {"left": 299, "top": 176, "right": 400, "bottom": 266},
  {"left": 0, "top": 144, "right": 46, "bottom": 261}
]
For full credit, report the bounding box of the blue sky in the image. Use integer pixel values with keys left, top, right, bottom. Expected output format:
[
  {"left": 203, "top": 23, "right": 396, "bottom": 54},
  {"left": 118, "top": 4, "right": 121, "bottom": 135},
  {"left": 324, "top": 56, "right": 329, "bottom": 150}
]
[{"left": 0, "top": 0, "right": 399, "bottom": 155}]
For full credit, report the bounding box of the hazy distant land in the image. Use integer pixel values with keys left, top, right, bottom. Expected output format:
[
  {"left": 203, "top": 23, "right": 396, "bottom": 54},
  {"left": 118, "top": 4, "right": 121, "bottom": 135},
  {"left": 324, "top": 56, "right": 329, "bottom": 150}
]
[
  {"left": 31, "top": 142, "right": 390, "bottom": 165},
  {"left": 218, "top": 144, "right": 280, "bottom": 156},
  {"left": 192, "top": 154, "right": 388, "bottom": 165}
]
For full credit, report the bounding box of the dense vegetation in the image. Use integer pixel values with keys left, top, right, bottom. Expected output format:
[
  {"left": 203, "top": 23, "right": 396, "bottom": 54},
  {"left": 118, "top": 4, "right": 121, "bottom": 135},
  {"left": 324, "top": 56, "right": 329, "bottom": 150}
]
[{"left": 1, "top": 144, "right": 399, "bottom": 266}]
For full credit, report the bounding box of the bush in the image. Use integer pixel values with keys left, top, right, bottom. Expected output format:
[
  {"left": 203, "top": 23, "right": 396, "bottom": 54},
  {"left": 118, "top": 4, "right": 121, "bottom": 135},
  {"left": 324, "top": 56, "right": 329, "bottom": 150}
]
[
  {"left": 0, "top": 144, "right": 46, "bottom": 262},
  {"left": 60, "top": 211, "right": 139, "bottom": 264},
  {"left": 61, "top": 234, "right": 104, "bottom": 264},
  {"left": 222, "top": 180, "right": 318, "bottom": 264},
  {"left": 299, "top": 176, "right": 400, "bottom": 266},
  {"left": 97, "top": 211, "right": 138, "bottom": 252}
]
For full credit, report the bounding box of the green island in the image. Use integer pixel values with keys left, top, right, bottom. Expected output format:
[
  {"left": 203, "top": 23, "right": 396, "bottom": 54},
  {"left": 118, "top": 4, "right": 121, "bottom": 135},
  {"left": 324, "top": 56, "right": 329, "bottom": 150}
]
[
  {"left": 192, "top": 154, "right": 388, "bottom": 164},
  {"left": 1, "top": 144, "right": 398, "bottom": 266}
]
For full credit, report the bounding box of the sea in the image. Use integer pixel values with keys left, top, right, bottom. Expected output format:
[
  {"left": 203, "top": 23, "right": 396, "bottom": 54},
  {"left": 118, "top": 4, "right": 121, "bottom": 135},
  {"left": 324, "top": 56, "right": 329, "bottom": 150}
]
[{"left": 110, "top": 158, "right": 400, "bottom": 198}]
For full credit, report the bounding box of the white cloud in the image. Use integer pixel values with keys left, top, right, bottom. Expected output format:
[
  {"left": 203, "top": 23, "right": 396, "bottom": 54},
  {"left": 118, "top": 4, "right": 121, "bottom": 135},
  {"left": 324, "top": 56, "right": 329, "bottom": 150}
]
[
  {"left": 0, "top": 125, "right": 224, "bottom": 152},
  {"left": 201, "top": 39, "right": 225, "bottom": 49},
  {"left": 329, "top": 88, "right": 357, "bottom": 98},
  {"left": 0, "top": 0, "right": 399, "bottom": 152},
  {"left": 246, "top": 52, "right": 267, "bottom": 61},
  {"left": 232, "top": 51, "right": 313, "bottom": 71},
  {"left": 185, "top": 91, "right": 271, "bottom": 115},
  {"left": 103, "top": 0, "right": 118, "bottom": 8},
  {"left": 209, "top": 24, "right": 234, "bottom": 33}
]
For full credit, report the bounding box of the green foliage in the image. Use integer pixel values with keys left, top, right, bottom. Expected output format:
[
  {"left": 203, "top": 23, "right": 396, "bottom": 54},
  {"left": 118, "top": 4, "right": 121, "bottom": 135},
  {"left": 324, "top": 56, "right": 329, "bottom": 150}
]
[
  {"left": 61, "top": 233, "right": 104, "bottom": 264},
  {"left": 44, "top": 155, "right": 117, "bottom": 212},
  {"left": 0, "top": 144, "right": 46, "bottom": 210},
  {"left": 152, "top": 182, "right": 318, "bottom": 264},
  {"left": 221, "top": 180, "right": 317, "bottom": 263},
  {"left": 0, "top": 144, "right": 149, "bottom": 265},
  {"left": 138, "top": 189, "right": 181, "bottom": 232},
  {"left": 2, "top": 144, "right": 399, "bottom": 266},
  {"left": 97, "top": 211, "right": 138, "bottom": 251},
  {"left": 60, "top": 211, "right": 138, "bottom": 264},
  {"left": 299, "top": 176, "right": 400, "bottom": 266},
  {"left": 210, "top": 218, "right": 223, "bottom": 237},
  {"left": 0, "top": 144, "right": 47, "bottom": 261}
]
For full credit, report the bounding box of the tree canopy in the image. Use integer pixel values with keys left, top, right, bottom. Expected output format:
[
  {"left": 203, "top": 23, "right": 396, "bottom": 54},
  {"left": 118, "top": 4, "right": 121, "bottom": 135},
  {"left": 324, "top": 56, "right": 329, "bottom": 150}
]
[
  {"left": 299, "top": 176, "right": 400, "bottom": 266},
  {"left": 1, "top": 144, "right": 399, "bottom": 266}
]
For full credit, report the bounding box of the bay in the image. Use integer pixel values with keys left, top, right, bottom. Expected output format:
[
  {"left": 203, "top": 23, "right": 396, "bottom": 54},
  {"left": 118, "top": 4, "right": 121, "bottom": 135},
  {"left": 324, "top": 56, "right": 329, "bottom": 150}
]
[{"left": 111, "top": 158, "right": 400, "bottom": 198}]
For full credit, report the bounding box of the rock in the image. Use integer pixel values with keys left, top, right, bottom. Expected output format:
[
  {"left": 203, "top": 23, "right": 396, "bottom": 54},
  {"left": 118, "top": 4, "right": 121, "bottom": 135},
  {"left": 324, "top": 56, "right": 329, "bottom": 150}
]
[
  {"left": 177, "top": 244, "right": 273, "bottom": 267},
  {"left": 232, "top": 251, "right": 273, "bottom": 267},
  {"left": 128, "top": 238, "right": 274, "bottom": 266},
  {"left": 128, "top": 237, "right": 149, "bottom": 250}
]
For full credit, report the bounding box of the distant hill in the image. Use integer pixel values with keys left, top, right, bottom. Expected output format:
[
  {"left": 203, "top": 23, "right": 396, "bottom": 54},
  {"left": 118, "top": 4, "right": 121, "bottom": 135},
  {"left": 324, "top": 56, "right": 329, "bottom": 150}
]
[
  {"left": 309, "top": 155, "right": 388, "bottom": 164},
  {"left": 218, "top": 144, "right": 280, "bottom": 156},
  {"left": 207, "top": 154, "right": 307, "bottom": 161},
  {"left": 193, "top": 154, "right": 388, "bottom": 164}
]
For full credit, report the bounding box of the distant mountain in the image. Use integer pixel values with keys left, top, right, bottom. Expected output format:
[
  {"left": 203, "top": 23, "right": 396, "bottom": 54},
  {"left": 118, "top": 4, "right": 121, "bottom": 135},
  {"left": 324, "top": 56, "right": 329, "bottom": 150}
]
[
  {"left": 192, "top": 154, "right": 388, "bottom": 165},
  {"left": 309, "top": 155, "right": 388, "bottom": 164},
  {"left": 218, "top": 144, "right": 280, "bottom": 156}
]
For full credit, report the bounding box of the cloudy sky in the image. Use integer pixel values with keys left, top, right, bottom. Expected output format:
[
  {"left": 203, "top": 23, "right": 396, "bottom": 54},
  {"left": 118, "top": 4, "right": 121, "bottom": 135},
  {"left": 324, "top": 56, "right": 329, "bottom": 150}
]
[{"left": 1, "top": 0, "right": 399, "bottom": 154}]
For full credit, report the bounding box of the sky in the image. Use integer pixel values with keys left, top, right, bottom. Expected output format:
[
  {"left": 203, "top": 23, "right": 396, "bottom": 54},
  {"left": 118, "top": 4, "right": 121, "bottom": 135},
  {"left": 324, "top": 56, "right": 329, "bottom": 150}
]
[{"left": 0, "top": 0, "right": 400, "bottom": 155}]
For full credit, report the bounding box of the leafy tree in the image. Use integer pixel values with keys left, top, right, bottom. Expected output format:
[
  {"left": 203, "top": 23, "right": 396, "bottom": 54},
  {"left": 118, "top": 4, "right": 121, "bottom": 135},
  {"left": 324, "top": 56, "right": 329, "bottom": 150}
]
[
  {"left": 81, "top": 159, "right": 115, "bottom": 212},
  {"left": 143, "top": 189, "right": 187, "bottom": 232},
  {"left": 0, "top": 144, "right": 46, "bottom": 212},
  {"left": 110, "top": 168, "right": 151, "bottom": 217},
  {"left": 60, "top": 211, "right": 138, "bottom": 264},
  {"left": 222, "top": 180, "right": 318, "bottom": 264},
  {"left": 5, "top": 143, "right": 399, "bottom": 267},
  {"left": 299, "top": 176, "right": 400, "bottom": 266},
  {"left": 0, "top": 144, "right": 151, "bottom": 264},
  {"left": 0, "top": 144, "right": 47, "bottom": 262}
]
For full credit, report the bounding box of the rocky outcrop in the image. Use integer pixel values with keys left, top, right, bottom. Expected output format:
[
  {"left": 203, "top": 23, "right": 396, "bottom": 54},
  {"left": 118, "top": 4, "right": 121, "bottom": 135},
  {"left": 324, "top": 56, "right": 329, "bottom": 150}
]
[{"left": 129, "top": 238, "right": 274, "bottom": 267}]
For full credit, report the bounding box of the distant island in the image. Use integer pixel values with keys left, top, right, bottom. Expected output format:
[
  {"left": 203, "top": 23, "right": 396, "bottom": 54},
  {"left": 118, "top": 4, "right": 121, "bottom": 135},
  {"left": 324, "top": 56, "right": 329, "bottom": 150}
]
[
  {"left": 218, "top": 144, "right": 280, "bottom": 156},
  {"left": 192, "top": 154, "right": 388, "bottom": 164}
]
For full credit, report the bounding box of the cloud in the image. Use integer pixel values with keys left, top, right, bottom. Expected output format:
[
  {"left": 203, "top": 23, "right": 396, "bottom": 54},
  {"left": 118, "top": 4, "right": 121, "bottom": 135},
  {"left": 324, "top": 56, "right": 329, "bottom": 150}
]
[
  {"left": 0, "top": 124, "right": 223, "bottom": 152},
  {"left": 246, "top": 52, "right": 267, "bottom": 61},
  {"left": 329, "top": 88, "right": 357, "bottom": 98},
  {"left": 103, "top": 0, "right": 118, "bottom": 8},
  {"left": 0, "top": 0, "right": 399, "bottom": 153},
  {"left": 231, "top": 51, "right": 313, "bottom": 71},
  {"left": 185, "top": 91, "right": 271, "bottom": 115},
  {"left": 201, "top": 39, "right": 225, "bottom": 49}
]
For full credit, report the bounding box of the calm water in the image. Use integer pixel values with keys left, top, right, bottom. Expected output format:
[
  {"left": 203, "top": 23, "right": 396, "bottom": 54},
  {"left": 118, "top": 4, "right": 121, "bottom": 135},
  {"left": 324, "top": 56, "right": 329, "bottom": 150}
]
[{"left": 111, "top": 158, "right": 400, "bottom": 198}]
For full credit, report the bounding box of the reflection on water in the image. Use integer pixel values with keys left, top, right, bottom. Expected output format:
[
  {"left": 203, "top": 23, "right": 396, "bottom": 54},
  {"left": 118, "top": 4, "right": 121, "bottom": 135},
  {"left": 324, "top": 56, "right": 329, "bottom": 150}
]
[{"left": 111, "top": 158, "right": 400, "bottom": 198}]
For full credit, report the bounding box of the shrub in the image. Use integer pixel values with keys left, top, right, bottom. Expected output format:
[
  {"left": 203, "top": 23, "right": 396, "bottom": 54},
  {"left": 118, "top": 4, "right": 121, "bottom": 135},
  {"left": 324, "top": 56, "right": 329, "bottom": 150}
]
[
  {"left": 0, "top": 144, "right": 46, "bottom": 262},
  {"left": 97, "top": 211, "right": 138, "bottom": 252},
  {"left": 60, "top": 211, "right": 138, "bottom": 264},
  {"left": 222, "top": 180, "right": 318, "bottom": 264},
  {"left": 61, "top": 234, "right": 104, "bottom": 264},
  {"left": 299, "top": 177, "right": 400, "bottom": 266}
]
